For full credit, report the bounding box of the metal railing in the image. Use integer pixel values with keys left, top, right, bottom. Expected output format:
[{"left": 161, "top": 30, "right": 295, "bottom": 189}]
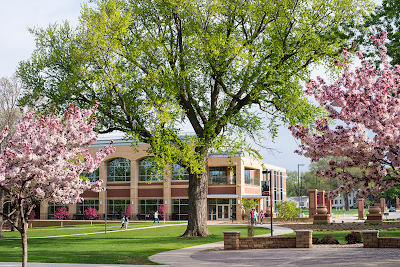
[{"left": 209, "top": 175, "right": 236, "bottom": 185}]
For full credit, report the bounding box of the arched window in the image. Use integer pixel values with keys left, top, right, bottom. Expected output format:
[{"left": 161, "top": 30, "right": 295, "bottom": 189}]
[
  {"left": 138, "top": 157, "right": 163, "bottom": 182},
  {"left": 107, "top": 158, "right": 131, "bottom": 182},
  {"left": 172, "top": 163, "right": 189, "bottom": 180}
]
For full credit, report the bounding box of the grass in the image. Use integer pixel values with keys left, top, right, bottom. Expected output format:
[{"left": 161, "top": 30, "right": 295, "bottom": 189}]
[
  {"left": 0, "top": 223, "right": 270, "bottom": 265},
  {"left": 283, "top": 230, "right": 400, "bottom": 243}
]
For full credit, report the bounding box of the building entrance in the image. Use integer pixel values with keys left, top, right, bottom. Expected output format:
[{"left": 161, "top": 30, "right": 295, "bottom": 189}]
[{"left": 217, "top": 204, "right": 229, "bottom": 220}]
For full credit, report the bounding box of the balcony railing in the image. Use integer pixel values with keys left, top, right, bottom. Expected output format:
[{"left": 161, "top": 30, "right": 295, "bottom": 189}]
[
  {"left": 209, "top": 175, "right": 236, "bottom": 185},
  {"left": 244, "top": 176, "right": 260, "bottom": 186}
]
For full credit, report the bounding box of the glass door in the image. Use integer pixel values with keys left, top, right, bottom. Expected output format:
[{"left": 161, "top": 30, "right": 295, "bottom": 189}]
[{"left": 217, "top": 205, "right": 230, "bottom": 220}]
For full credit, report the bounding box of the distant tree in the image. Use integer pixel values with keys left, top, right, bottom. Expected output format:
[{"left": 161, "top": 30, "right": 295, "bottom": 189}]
[
  {"left": 0, "top": 104, "right": 115, "bottom": 267},
  {"left": 122, "top": 205, "right": 132, "bottom": 218},
  {"left": 53, "top": 207, "right": 70, "bottom": 220},
  {"left": 349, "top": 0, "right": 400, "bottom": 66},
  {"left": 158, "top": 204, "right": 167, "bottom": 223},
  {"left": 0, "top": 74, "right": 24, "bottom": 238},
  {"left": 83, "top": 206, "right": 99, "bottom": 220},
  {"left": 275, "top": 200, "right": 300, "bottom": 222}
]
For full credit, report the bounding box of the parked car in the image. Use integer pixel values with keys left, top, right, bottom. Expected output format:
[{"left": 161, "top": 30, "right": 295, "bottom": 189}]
[{"left": 389, "top": 207, "right": 396, "bottom": 212}]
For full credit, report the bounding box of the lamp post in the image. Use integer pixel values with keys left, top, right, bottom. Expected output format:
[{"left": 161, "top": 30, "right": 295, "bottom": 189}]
[
  {"left": 105, "top": 187, "right": 108, "bottom": 234},
  {"left": 298, "top": 164, "right": 304, "bottom": 215},
  {"left": 262, "top": 170, "right": 273, "bottom": 236}
]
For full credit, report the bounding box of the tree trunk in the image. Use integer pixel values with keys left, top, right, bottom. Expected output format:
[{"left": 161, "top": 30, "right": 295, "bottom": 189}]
[
  {"left": 344, "top": 192, "right": 350, "bottom": 211},
  {"left": 181, "top": 160, "right": 210, "bottom": 237},
  {"left": 21, "top": 221, "right": 28, "bottom": 267},
  {"left": 0, "top": 189, "right": 3, "bottom": 238}
]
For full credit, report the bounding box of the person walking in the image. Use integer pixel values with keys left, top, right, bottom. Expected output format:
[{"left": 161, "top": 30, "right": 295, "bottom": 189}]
[
  {"left": 124, "top": 215, "right": 129, "bottom": 230},
  {"left": 120, "top": 215, "right": 126, "bottom": 230},
  {"left": 254, "top": 209, "right": 258, "bottom": 225},
  {"left": 250, "top": 208, "right": 255, "bottom": 226},
  {"left": 153, "top": 210, "right": 160, "bottom": 225},
  {"left": 260, "top": 210, "right": 264, "bottom": 225}
]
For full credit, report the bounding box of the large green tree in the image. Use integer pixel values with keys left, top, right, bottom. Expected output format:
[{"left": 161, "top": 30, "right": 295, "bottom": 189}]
[{"left": 17, "top": 0, "right": 371, "bottom": 237}]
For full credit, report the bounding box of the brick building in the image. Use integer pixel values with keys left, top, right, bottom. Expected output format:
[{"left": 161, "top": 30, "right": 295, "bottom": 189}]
[{"left": 37, "top": 137, "right": 286, "bottom": 221}]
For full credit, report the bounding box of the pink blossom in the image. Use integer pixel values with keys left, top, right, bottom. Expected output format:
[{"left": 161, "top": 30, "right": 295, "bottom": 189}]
[{"left": 290, "top": 34, "right": 400, "bottom": 199}]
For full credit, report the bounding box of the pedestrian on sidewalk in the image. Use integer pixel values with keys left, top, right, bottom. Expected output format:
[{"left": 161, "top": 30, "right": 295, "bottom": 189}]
[
  {"left": 124, "top": 216, "right": 129, "bottom": 230},
  {"left": 260, "top": 210, "right": 264, "bottom": 225},
  {"left": 250, "top": 208, "right": 255, "bottom": 226},
  {"left": 153, "top": 210, "right": 160, "bottom": 225},
  {"left": 120, "top": 215, "right": 126, "bottom": 229},
  {"left": 254, "top": 209, "right": 258, "bottom": 225}
]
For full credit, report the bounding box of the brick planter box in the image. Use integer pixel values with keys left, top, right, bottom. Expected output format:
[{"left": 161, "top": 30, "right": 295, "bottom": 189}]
[
  {"left": 223, "top": 230, "right": 312, "bottom": 250},
  {"left": 363, "top": 230, "right": 400, "bottom": 248}
]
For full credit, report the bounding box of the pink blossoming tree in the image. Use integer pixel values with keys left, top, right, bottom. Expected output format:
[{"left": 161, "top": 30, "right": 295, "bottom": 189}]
[
  {"left": 53, "top": 207, "right": 70, "bottom": 220},
  {"left": 83, "top": 206, "right": 99, "bottom": 220},
  {"left": 158, "top": 204, "right": 167, "bottom": 223},
  {"left": 0, "top": 104, "right": 115, "bottom": 267},
  {"left": 122, "top": 205, "right": 132, "bottom": 218},
  {"left": 290, "top": 31, "right": 400, "bottom": 199}
]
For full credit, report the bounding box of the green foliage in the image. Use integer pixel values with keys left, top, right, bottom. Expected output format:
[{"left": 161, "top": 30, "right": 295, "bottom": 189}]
[
  {"left": 275, "top": 200, "right": 300, "bottom": 222},
  {"left": 345, "top": 231, "right": 362, "bottom": 244},
  {"left": 18, "top": 0, "right": 372, "bottom": 170},
  {"left": 347, "top": 0, "right": 400, "bottom": 66},
  {"left": 320, "top": 234, "right": 339, "bottom": 244},
  {"left": 240, "top": 198, "right": 258, "bottom": 215}
]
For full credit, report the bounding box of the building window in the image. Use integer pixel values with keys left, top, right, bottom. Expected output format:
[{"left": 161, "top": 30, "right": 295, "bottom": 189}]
[
  {"left": 172, "top": 198, "right": 188, "bottom": 220},
  {"left": 209, "top": 167, "right": 236, "bottom": 185},
  {"left": 244, "top": 169, "right": 259, "bottom": 186},
  {"left": 107, "top": 158, "right": 131, "bottom": 182},
  {"left": 77, "top": 199, "right": 99, "bottom": 214},
  {"left": 139, "top": 157, "right": 163, "bottom": 182},
  {"left": 47, "top": 203, "right": 68, "bottom": 219},
  {"left": 82, "top": 168, "right": 100, "bottom": 182},
  {"left": 274, "top": 171, "right": 277, "bottom": 204},
  {"left": 138, "top": 199, "right": 163, "bottom": 215},
  {"left": 172, "top": 164, "right": 189, "bottom": 180},
  {"left": 108, "top": 199, "right": 130, "bottom": 215}
]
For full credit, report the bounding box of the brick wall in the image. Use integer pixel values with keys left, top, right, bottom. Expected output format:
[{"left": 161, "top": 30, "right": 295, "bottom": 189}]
[
  {"left": 223, "top": 230, "right": 312, "bottom": 250},
  {"left": 363, "top": 230, "right": 400, "bottom": 248}
]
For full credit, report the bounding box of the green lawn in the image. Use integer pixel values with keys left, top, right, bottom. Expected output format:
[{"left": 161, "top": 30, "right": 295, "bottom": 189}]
[
  {"left": 0, "top": 224, "right": 270, "bottom": 265},
  {"left": 283, "top": 230, "right": 400, "bottom": 243}
]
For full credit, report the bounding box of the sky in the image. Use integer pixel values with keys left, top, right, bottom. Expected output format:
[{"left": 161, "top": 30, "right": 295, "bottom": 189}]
[{"left": 0, "top": 0, "right": 380, "bottom": 173}]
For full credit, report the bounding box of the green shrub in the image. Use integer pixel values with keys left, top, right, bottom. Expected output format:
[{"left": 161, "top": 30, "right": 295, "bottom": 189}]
[
  {"left": 345, "top": 231, "right": 362, "bottom": 244},
  {"left": 312, "top": 237, "right": 320, "bottom": 244},
  {"left": 320, "top": 234, "right": 339, "bottom": 244}
]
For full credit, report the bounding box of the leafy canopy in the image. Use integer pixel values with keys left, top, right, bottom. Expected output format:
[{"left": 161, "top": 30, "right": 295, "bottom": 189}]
[{"left": 17, "top": 0, "right": 372, "bottom": 172}]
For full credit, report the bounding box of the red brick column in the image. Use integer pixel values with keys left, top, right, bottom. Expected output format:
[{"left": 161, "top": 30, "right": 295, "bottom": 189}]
[
  {"left": 363, "top": 230, "right": 379, "bottom": 248},
  {"left": 358, "top": 198, "right": 364, "bottom": 220},
  {"left": 295, "top": 230, "right": 313, "bottom": 248},
  {"left": 308, "top": 189, "right": 317, "bottom": 219},
  {"left": 223, "top": 231, "right": 241, "bottom": 250},
  {"left": 397, "top": 198, "right": 400, "bottom": 210},
  {"left": 380, "top": 198, "right": 386, "bottom": 214}
]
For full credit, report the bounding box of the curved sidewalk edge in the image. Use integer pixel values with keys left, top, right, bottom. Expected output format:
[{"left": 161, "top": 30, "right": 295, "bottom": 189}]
[{"left": 149, "top": 224, "right": 293, "bottom": 267}]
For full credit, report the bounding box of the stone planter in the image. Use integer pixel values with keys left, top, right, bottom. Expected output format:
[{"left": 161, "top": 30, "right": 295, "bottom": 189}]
[
  {"left": 316, "top": 206, "right": 328, "bottom": 215},
  {"left": 368, "top": 205, "right": 381, "bottom": 215}
]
